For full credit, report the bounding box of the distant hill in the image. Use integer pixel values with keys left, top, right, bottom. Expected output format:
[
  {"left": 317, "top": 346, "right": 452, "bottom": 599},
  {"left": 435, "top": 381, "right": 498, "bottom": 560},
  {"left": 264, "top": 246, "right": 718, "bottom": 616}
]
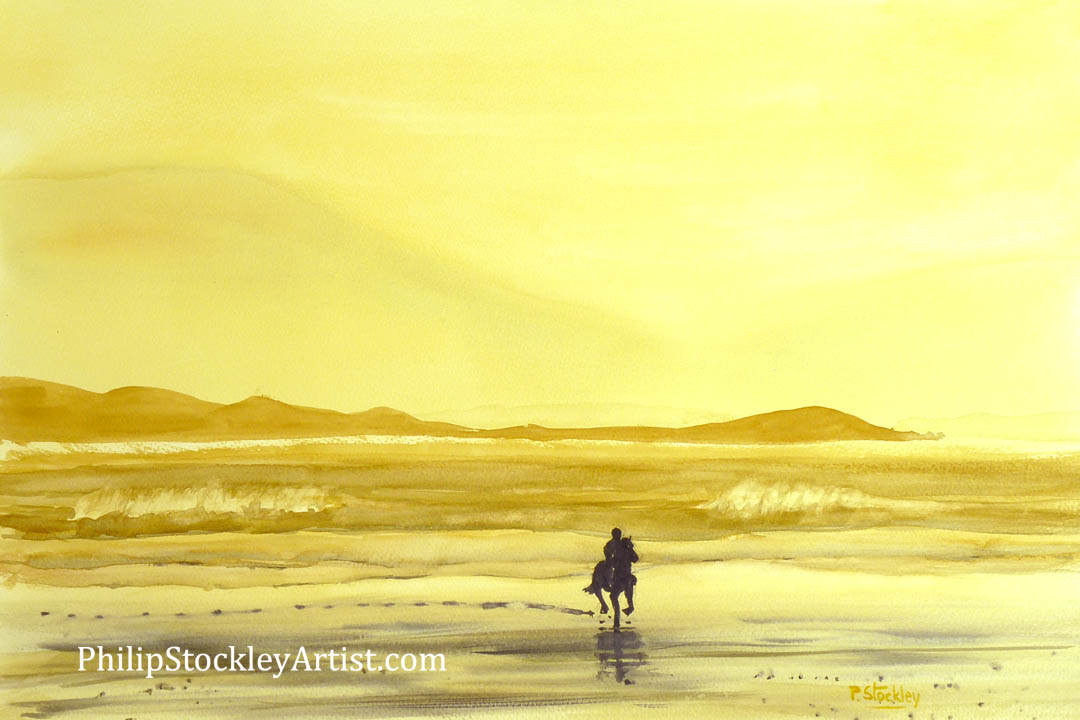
[
  {"left": 0, "top": 378, "right": 931, "bottom": 444},
  {"left": 480, "top": 406, "right": 927, "bottom": 444},
  {"left": 897, "top": 412, "right": 1080, "bottom": 441},
  {"left": 0, "top": 378, "right": 468, "bottom": 442}
]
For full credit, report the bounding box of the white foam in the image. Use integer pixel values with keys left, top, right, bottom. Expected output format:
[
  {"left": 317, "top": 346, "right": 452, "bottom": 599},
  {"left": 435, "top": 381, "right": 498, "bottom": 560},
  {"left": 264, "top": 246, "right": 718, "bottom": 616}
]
[
  {"left": 0, "top": 434, "right": 512, "bottom": 460},
  {"left": 697, "top": 480, "right": 936, "bottom": 520},
  {"left": 72, "top": 485, "right": 338, "bottom": 519},
  {"left": 2, "top": 434, "right": 1078, "bottom": 462}
]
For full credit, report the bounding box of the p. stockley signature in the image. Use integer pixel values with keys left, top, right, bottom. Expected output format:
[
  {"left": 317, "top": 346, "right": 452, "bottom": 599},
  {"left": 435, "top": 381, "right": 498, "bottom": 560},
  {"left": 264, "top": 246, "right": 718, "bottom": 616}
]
[{"left": 849, "top": 682, "right": 920, "bottom": 710}]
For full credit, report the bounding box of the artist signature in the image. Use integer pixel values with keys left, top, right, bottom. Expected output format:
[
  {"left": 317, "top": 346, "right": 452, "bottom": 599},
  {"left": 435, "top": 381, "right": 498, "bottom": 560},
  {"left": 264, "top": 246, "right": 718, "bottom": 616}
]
[{"left": 849, "top": 683, "right": 920, "bottom": 710}]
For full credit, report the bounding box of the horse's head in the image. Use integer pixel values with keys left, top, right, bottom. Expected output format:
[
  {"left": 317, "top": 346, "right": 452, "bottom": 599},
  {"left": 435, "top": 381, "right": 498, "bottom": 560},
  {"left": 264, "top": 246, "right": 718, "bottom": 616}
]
[{"left": 623, "top": 536, "right": 634, "bottom": 549}]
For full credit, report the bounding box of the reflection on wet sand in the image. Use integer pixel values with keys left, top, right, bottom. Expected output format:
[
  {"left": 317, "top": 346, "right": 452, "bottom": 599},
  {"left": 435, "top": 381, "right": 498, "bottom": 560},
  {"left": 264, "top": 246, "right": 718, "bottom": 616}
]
[{"left": 596, "top": 629, "right": 647, "bottom": 685}]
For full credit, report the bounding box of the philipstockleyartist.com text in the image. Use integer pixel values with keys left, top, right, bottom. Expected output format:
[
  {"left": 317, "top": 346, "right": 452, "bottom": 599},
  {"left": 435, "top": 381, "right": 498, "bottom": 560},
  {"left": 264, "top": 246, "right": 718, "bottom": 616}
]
[{"left": 78, "top": 645, "right": 447, "bottom": 679}]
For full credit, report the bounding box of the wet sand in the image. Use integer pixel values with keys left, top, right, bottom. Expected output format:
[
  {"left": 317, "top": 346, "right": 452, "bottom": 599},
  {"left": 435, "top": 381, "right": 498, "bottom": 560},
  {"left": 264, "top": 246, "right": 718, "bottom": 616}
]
[{"left": 3, "top": 551, "right": 1079, "bottom": 719}]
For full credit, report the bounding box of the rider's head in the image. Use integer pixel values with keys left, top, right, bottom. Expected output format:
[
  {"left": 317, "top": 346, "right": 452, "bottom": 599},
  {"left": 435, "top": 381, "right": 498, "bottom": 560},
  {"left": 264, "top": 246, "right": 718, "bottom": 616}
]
[{"left": 611, "top": 527, "right": 622, "bottom": 539}]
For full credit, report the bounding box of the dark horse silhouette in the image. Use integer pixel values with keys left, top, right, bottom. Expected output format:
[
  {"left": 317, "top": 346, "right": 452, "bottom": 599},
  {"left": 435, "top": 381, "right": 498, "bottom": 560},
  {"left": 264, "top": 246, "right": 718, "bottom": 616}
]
[{"left": 583, "top": 535, "right": 638, "bottom": 628}]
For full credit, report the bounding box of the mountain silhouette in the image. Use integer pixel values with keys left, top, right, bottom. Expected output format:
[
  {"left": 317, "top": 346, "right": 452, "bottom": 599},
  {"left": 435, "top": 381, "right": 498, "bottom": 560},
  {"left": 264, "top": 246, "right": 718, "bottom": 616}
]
[
  {"left": 0, "top": 377, "right": 929, "bottom": 444},
  {"left": 480, "top": 406, "right": 924, "bottom": 443},
  {"left": 0, "top": 378, "right": 468, "bottom": 442}
]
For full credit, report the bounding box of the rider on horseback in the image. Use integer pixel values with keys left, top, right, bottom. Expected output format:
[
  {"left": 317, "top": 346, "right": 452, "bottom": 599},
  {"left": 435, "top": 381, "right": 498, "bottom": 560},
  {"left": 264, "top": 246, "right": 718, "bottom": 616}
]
[{"left": 585, "top": 527, "right": 639, "bottom": 626}]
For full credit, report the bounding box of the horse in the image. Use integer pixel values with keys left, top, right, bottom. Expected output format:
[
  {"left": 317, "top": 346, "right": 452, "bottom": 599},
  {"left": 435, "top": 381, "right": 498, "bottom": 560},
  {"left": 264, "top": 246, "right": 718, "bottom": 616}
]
[{"left": 583, "top": 536, "right": 637, "bottom": 628}]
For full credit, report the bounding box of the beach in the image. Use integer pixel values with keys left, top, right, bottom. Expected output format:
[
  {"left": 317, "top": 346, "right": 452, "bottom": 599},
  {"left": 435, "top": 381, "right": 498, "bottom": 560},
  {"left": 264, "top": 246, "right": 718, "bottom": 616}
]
[{"left": 2, "top": 438, "right": 1079, "bottom": 719}]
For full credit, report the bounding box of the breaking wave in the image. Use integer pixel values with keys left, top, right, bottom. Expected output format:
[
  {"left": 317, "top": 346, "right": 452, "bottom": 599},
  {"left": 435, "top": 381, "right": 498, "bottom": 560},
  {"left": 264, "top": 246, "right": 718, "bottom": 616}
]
[
  {"left": 5, "top": 436, "right": 1079, "bottom": 463},
  {"left": 697, "top": 481, "right": 933, "bottom": 521},
  {"left": 72, "top": 485, "right": 340, "bottom": 520},
  {"left": 0, "top": 435, "right": 780, "bottom": 460},
  {"left": 0, "top": 435, "right": 509, "bottom": 461}
]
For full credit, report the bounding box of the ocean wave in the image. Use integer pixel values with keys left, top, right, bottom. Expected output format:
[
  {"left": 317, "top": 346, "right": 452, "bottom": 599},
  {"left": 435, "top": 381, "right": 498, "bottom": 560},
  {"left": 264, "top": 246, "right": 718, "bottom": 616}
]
[
  {"left": 4, "top": 435, "right": 1079, "bottom": 463},
  {"left": 696, "top": 481, "right": 932, "bottom": 520},
  {"left": 0, "top": 435, "right": 822, "bottom": 459},
  {"left": 0, "top": 435, "right": 511, "bottom": 461},
  {"left": 0, "top": 435, "right": 919, "bottom": 459},
  {"left": 72, "top": 485, "right": 340, "bottom": 519}
]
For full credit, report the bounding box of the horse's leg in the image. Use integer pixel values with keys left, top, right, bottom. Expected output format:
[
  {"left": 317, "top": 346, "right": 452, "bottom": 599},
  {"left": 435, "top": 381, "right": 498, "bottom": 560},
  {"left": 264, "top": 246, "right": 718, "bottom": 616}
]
[
  {"left": 594, "top": 589, "right": 609, "bottom": 614},
  {"left": 595, "top": 566, "right": 610, "bottom": 613},
  {"left": 611, "top": 589, "right": 621, "bottom": 628},
  {"left": 623, "top": 580, "right": 634, "bottom": 615}
]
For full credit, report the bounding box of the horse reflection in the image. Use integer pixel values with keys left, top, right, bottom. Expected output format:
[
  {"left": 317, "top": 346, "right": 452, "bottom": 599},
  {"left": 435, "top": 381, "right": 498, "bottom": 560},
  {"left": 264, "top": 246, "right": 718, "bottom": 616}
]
[{"left": 595, "top": 629, "right": 646, "bottom": 685}]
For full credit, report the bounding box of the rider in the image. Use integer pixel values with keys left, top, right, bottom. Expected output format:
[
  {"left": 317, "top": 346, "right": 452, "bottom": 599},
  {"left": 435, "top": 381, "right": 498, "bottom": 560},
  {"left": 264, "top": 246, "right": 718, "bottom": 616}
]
[
  {"left": 602, "top": 527, "right": 638, "bottom": 620},
  {"left": 603, "top": 527, "right": 624, "bottom": 585}
]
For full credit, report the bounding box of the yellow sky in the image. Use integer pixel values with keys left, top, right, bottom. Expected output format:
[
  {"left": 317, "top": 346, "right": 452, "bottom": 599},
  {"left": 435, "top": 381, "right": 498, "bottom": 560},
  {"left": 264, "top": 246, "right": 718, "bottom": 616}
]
[{"left": 1, "top": 0, "right": 1078, "bottom": 424}]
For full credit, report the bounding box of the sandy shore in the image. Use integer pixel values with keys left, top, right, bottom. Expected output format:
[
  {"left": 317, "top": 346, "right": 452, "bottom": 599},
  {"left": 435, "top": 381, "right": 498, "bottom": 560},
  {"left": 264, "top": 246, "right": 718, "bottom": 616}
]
[{"left": 3, "top": 555, "right": 1079, "bottom": 719}]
